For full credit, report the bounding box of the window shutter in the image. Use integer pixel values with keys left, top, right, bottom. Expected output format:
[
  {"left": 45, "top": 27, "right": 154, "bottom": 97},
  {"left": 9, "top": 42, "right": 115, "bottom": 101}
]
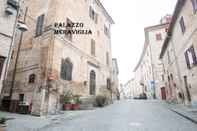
[
  {"left": 60, "top": 59, "right": 65, "bottom": 80},
  {"left": 95, "top": 13, "right": 98, "bottom": 24},
  {"left": 89, "top": 7, "right": 92, "bottom": 19},
  {"left": 184, "top": 51, "right": 191, "bottom": 69},
  {"left": 190, "top": 46, "right": 197, "bottom": 65},
  {"left": 191, "top": 0, "right": 197, "bottom": 13},
  {"left": 0, "top": 57, "right": 5, "bottom": 78},
  {"left": 35, "top": 14, "right": 45, "bottom": 37},
  {"left": 179, "top": 17, "right": 186, "bottom": 34},
  {"left": 106, "top": 52, "right": 109, "bottom": 65},
  {"left": 156, "top": 33, "right": 162, "bottom": 41},
  {"left": 91, "top": 39, "right": 95, "bottom": 56}
]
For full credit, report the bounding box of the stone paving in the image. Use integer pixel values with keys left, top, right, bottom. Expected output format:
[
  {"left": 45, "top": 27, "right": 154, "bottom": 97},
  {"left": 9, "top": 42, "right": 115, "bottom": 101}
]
[
  {"left": 163, "top": 102, "right": 197, "bottom": 124},
  {"left": 0, "top": 110, "right": 90, "bottom": 131},
  {"left": 2, "top": 100, "right": 197, "bottom": 131}
]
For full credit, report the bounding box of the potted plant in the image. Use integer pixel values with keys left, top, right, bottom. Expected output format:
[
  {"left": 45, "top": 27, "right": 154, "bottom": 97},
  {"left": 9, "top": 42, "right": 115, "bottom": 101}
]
[
  {"left": 63, "top": 91, "right": 73, "bottom": 110},
  {"left": 72, "top": 95, "right": 81, "bottom": 110}
]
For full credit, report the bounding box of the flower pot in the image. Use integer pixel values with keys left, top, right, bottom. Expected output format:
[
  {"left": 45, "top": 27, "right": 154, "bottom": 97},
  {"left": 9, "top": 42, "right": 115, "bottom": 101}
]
[
  {"left": 64, "top": 104, "right": 72, "bottom": 110},
  {"left": 72, "top": 104, "right": 80, "bottom": 110}
]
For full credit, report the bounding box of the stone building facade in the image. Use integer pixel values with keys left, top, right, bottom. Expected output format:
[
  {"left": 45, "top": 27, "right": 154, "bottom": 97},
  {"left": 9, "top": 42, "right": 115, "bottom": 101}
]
[
  {"left": 111, "top": 58, "right": 120, "bottom": 100},
  {"left": 0, "top": 0, "right": 18, "bottom": 94},
  {"left": 160, "top": 0, "right": 197, "bottom": 106},
  {"left": 144, "top": 23, "right": 169, "bottom": 99},
  {"left": 133, "top": 20, "right": 169, "bottom": 99},
  {"left": 2, "top": 0, "right": 114, "bottom": 115},
  {"left": 124, "top": 78, "right": 136, "bottom": 99},
  {"left": 132, "top": 65, "right": 144, "bottom": 98}
]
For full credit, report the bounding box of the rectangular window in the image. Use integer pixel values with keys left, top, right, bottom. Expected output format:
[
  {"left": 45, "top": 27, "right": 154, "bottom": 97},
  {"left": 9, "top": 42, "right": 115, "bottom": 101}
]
[
  {"left": 184, "top": 45, "right": 197, "bottom": 69},
  {"left": 0, "top": 56, "right": 5, "bottom": 79},
  {"left": 11, "top": 50, "right": 14, "bottom": 59},
  {"left": 35, "top": 14, "right": 45, "bottom": 37},
  {"left": 91, "top": 39, "right": 95, "bottom": 56},
  {"left": 179, "top": 16, "right": 186, "bottom": 34},
  {"left": 165, "top": 27, "right": 169, "bottom": 33},
  {"left": 65, "top": 18, "right": 73, "bottom": 41},
  {"left": 156, "top": 33, "right": 162, "bottom": 41},
  {"left": 167, "top": 51, "right": 171, "bottom": 64},
  {"left": 104, "top": 25, "right": 110, "bottom": 38},
  {"left": 107, "top": 78, "right": 111, "bottom": 89},
  {"left": 19, "top": 94, "right": 24, "bottom": 102},
  {"left": 191, "top": 0, "right": 197, "bottom": 13},
  {"left": 89, "top": 6, "right": 98, "bottom": 24},
  {"left": 162, "top": 74, "right": 164, "bottom": 81},
  {"left": 106, "top": 52, "right": 109, "bottom": 65}
]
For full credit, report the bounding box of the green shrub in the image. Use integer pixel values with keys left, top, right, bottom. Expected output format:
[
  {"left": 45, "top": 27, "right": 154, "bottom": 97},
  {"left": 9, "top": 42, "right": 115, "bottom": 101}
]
[
  {"left": 73, "top": 95, "right": 82, "bottom": 104},
  {"left": 64, "top": 91, "right": 73, "bottom": 104},
  {"left": 95, "top": 95, "right": 107, "bottom": 107},
  {"left": 0, "top": 117, "right": 6, "bottom": 124}
]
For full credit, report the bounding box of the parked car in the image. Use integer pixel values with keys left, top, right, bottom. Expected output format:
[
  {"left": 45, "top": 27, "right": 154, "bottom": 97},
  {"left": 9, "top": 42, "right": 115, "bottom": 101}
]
[
  {"left": 133, "top": 93, "right": 147, "bottom": 100},
  {"left": 139, "top": 93, "right": 147, "bottom": 99}
]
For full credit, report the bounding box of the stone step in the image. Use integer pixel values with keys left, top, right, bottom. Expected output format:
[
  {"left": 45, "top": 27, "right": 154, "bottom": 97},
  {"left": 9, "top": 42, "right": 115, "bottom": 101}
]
[
  {"left": 80, "top": 104, "right": 94, "bottom": 110},
  {"left": 80, "top": 96, "right": 95, "bottom": 104},
  {"left": 79, "top": 96, "right": 96, "bottom": 110}
]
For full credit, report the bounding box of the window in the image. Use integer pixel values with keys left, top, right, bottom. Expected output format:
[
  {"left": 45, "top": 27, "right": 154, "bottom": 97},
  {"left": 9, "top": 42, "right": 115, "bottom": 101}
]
[
  {"left": 60, "top": 58, "right": 73, "bottom": 81},
  {"left": 165, "top": 27, "right": 169, "bottom": 33},
  {"left": 104, "top": 25, "right": 110, "bottom": 37},
  {"left": 0, "top": 56, "right": 6, "bottom": 79},
  {"left": 170, "top": 74, "right": 173, "bottom": 80},
  {"left": 65, "top": 18, "right": 73, "bottom": 41},
  {"left": 162, "top": 74, "right": 164, "bottom": 81},
  {"left": 11, "top": 50, "right": 14, "bottom": 59},
  {"left": 184, "top": 45, "right": 197, "bottom": 69},
  {"left": 179, "top": 16, "right": 186, "bottom": 34},
  {"left": 19, "top": 94, "right": 24, "bottom": 102},
  {"left": 106, "top": 52, "right": 109, "bottom": 65},
  {"left": 91, "top": 39, "right": 96, "bottom": 56},
  {"left": 191, "top": 0, "right": 197, "bottom": 13},
  {"left": 167, "top": 51, "right": 171, "bottom": 64},
  {"left": 156, "top": 33, "right": 162, "bottom": 41},
  {"left": 89, "top": 6, "right": 98, "bottom": 23},
  {"left": 35, "top": 14, "right": 45, "bottom": 37},
  {"left": 107, "top": 78, "right": 111, "bottom": 90},
  {"left": 29, "top": 74, "right": 36, "bottom": 83},
  {"left": 168, "top": 75, "right": 170, "bottom": 82},
  {"left": 90, "top": 70, "right": 96, "bottom": 95}
]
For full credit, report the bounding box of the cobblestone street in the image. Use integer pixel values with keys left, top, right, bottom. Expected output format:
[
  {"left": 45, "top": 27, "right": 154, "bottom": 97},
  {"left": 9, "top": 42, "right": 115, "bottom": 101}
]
[{"left": 4, "top": 100, "right": 197, "bottom": 131}]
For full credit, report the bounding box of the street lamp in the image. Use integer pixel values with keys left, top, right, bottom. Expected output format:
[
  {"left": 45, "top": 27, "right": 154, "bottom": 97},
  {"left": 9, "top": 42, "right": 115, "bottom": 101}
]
[{"left": 17, "top": 21, "right": 28, "bottom": 32}]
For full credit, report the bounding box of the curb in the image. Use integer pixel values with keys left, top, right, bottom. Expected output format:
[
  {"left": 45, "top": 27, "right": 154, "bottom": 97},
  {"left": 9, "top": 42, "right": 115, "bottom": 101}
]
[{"left": 169, "top": 108, "right": 197, "bottom": 124}]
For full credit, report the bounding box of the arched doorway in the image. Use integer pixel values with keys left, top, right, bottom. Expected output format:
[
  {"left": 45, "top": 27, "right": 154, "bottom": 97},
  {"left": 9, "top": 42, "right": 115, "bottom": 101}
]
[{"left": 89, "top": 70, "right": 96, "bottom": 95}]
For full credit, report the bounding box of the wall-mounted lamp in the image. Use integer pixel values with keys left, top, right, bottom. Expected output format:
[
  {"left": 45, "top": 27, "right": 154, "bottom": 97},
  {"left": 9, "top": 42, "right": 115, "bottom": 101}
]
[
  {"left": 17, "top": 21, "right": 28, "bottom": 32},
  {"left": 5, "top": 6, "right": 14, "bottom": 15}
]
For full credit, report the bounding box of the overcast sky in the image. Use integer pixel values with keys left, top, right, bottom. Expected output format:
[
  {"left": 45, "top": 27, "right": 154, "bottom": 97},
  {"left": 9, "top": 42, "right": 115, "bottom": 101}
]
[{"left": 101, "top": 0, "right": 177, "bottom": 85}]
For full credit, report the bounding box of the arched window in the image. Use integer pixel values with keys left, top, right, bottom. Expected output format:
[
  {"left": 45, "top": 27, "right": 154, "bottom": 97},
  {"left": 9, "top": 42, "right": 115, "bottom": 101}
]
[
  {"left": 29, "top": 74, "right": 36, "bottom": 83},
  {"left": 89, "top": 70, "right": 96, "bottom": 95},
  {"left": 60, "top": 58, "right": 73, "bottom": 81}
]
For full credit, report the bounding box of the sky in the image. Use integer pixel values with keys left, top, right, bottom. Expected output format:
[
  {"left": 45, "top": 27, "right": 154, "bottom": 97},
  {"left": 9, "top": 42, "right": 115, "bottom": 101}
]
[{"left": 101, "top": 0, "right": 177, "bottom": 85}]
